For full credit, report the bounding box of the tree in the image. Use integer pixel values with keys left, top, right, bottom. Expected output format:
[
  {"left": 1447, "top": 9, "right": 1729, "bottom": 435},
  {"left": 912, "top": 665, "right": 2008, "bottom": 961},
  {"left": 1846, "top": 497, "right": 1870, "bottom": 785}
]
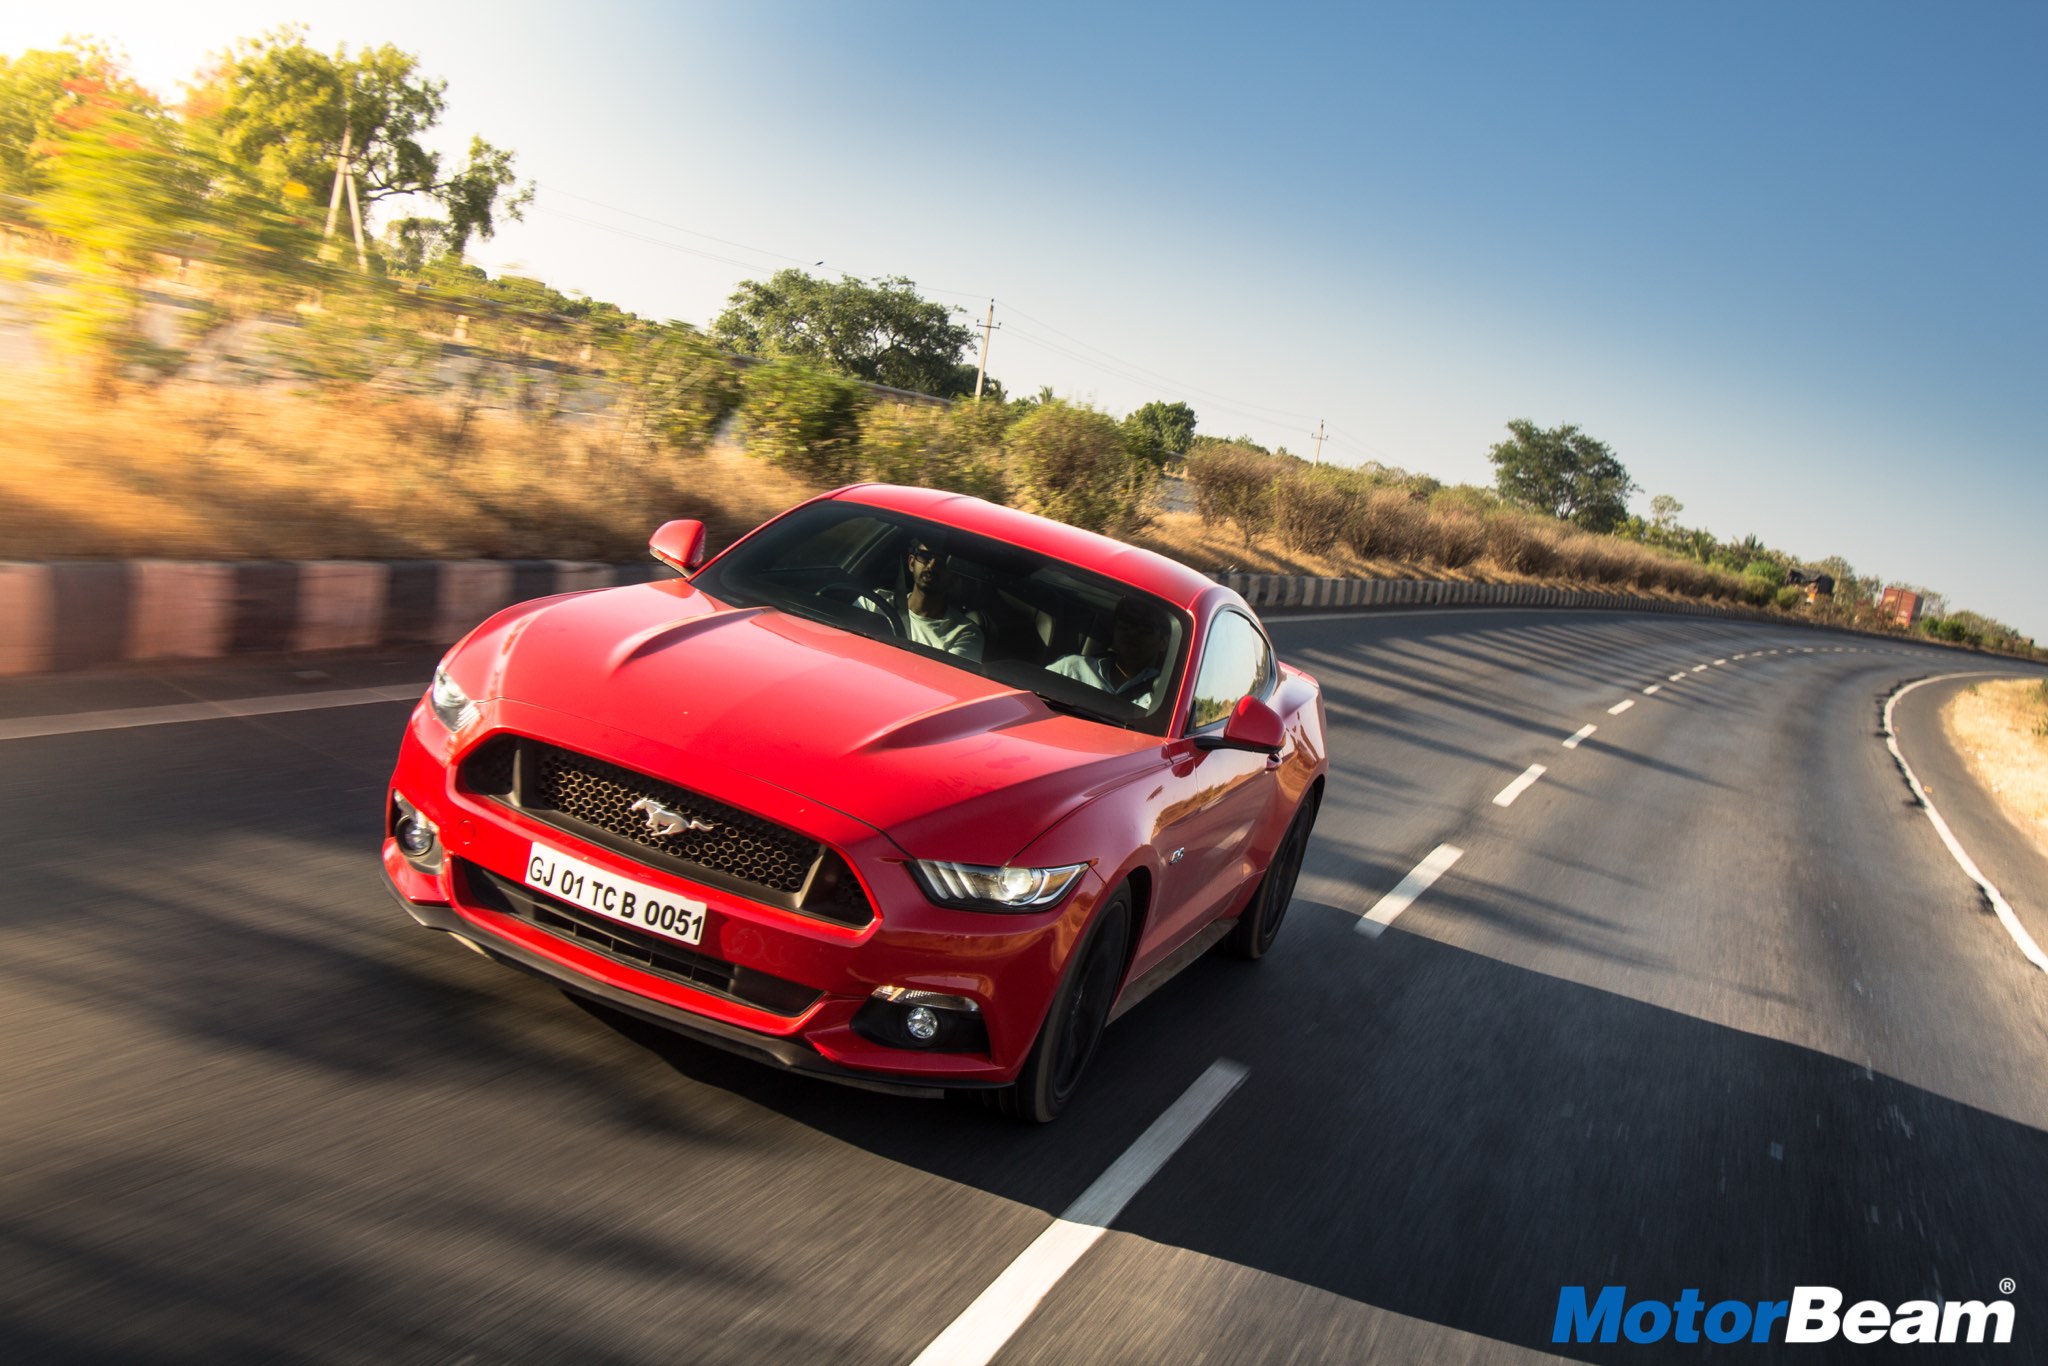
[
  {"left": 1122, "top": 400, "right": 1197, "bottom": 467},
  {"left": 188, "top": 26, "right": 529, "bottom": 257},
  {"left": 711, "top": 270, "right": 979, "bottom": 398},
  {"left": 1649, "top": 493, "right": 1683, "bottom": 531},
  {"left": 1487, "top": 419, "right": 1638, "bottom": 534}
]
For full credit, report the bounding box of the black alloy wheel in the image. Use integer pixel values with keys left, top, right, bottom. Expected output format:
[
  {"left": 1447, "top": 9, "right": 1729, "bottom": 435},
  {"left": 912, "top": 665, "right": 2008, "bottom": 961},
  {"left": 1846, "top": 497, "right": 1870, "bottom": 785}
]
[
  {"left": 1225, "top": 793, "right": 1318, "bottom": 961},
  {"left": 988, "top": 885, "right": 1132, "bottom": 1124}
]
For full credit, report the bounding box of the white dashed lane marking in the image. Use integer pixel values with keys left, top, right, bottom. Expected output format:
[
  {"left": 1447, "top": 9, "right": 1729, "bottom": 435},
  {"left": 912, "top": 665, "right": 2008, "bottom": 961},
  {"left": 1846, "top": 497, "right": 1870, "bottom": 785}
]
[
  {"left": 1358, "top": 844, "right": 1465, "bottom": 939},
  {"left": 1607, "top": 699, "right": 1636, "bottom": 715},
  {"left": 909, "top": 1060, "right": 1250, "bottom": 1365},
  {"left": 1493, "top": 764, "right": 1547, "bottom": 807},
  {"left": 1563, "top": 724, "right": 1596, "bottom": 749},
  {"left": 1642, "top": 684, "right": 1662, "bottom": 696}
]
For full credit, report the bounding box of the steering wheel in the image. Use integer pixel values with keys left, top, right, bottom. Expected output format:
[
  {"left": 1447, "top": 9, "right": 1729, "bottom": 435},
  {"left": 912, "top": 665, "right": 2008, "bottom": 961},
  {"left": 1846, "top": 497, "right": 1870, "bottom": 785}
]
[{"left": 819, "top": 582, "right": 902, "bottom": 636}]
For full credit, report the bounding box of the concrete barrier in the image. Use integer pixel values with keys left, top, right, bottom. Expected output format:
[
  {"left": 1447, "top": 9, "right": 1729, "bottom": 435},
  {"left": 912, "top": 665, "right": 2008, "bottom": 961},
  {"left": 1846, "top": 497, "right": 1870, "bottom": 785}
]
[
  {"left": 0, "top": 558, "right": 671, "bottom": 677},
  {"left": 0, "top": 557, "right": 1880, "bottom": 677}
]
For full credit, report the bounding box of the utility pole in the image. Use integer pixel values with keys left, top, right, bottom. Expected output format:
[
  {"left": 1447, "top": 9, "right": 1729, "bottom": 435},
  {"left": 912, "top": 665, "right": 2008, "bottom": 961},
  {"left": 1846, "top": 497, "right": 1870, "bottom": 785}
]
[
  {"left": 322, "top": 125, "right": 352, "bottom": 241},
  {"left": 321, "top": 123, "right": 370, "bottom": 272},
  {"left": 972, "top": 299, "right": 999, "bottom": 400},
  {"left": 1311, "top": 419, "right": 1327, "bottom": 465}
]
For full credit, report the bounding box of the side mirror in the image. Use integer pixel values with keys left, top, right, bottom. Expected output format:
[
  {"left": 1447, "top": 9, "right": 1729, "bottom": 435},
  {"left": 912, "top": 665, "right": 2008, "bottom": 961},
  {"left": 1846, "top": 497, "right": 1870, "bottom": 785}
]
[
  {"left": 1193, "top": 695, "right": 1285, "bottom": 755},
  {"left": 649, "top": 519, "right": 708, "bottom": 574}
]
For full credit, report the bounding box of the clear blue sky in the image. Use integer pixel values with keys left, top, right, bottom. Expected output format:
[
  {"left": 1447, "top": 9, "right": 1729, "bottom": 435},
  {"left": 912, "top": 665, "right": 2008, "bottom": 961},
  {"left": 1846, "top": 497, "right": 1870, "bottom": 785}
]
[{"left": 9, "top": 2, "right": 2043, "bottom": 639}]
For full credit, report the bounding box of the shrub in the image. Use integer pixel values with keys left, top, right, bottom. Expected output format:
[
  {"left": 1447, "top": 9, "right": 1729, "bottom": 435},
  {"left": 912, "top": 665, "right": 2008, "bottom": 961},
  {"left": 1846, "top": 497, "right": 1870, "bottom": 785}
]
[
  {"left": 1428, "top": 511, "right": 1486, "bottom": 568},
  {"left": 1183, "top": 439, "right": 1283, "bottom": 545},
  {"left": 856, "top": 401, "right": 1011, "bottom": 503},
  {"left": 1272, "top": 467, "right": 1357, "bottom": 555},
  {"left": 1774, "top": 585, "right": 1805, "bottom": 611},
  {"left": 619, "top": 323, "right": 744, "bottom": 454},
  {"left": 738, "top": 359, "right": 868, "bottom": 484},
  {"left": 1481, "top": 512, "right": 1560, "bottom": 576},
  {"left": 1345, "top": 487, "right": 1430, "bottom": 562},
  {"left": 1005, "top": 399, "right": 1153, "bottom": 534}
]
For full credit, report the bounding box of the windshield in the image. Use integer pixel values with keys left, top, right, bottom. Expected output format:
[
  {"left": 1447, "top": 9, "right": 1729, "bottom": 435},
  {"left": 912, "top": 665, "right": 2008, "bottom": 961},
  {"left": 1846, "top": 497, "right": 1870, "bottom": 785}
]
[{"left": 692, "top": 502, "right": 1191, "bottom": 735}]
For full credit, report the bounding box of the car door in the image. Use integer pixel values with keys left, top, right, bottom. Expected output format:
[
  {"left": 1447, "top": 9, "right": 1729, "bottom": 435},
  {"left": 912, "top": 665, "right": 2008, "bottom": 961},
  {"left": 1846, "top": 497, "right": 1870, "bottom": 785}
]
[{"left": 1137, "top": 610, "right": 1282, "bottom": 971}]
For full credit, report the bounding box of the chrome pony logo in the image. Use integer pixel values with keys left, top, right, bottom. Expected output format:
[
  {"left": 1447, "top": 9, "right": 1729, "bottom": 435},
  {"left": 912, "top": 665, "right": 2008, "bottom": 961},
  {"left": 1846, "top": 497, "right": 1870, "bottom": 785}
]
[{"left": 629, "top": 797, "right": 716, "bottom": 838}]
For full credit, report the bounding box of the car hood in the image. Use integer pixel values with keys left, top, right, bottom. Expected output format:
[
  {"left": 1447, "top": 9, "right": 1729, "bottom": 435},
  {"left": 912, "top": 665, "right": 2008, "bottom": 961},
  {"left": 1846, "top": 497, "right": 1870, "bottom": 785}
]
[{"left": 473, "top": 581, "right": 1159, "bottom": 860}]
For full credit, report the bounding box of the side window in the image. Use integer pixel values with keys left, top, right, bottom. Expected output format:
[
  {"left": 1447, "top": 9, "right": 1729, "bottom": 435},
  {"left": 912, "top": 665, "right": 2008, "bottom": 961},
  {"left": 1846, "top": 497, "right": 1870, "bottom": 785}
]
[{"left": 1189, "top": 612, "right": 1275, "bottom": 730}]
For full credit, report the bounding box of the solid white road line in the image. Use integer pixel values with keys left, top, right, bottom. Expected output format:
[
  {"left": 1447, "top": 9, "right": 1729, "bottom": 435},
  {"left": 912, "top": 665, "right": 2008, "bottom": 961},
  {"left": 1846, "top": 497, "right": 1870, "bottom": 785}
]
[
  {"left": 1357, "top": 843, "right": 1464, "bottom": 939},
  {"left": 1493, "top": 764, "right": 1547, "bottom": 807},
  {"left": 909, "top": 1060, "right": 1249, "bottom": 1366},
  {"left": 1642, "top": 685, "right": 1662, "bottom": 696},
  {"left": 1883, "top": 675, "right": 2048, "bottom": 976},
  {"left": 1607, "top": 699, "right": 1636, "bottom": 715},
  {"left": 0, "top": 685, "right": 425, "bottom": 742},
  {"left": 1563, "top": 724, "right": 1596, "bottom": 749}
]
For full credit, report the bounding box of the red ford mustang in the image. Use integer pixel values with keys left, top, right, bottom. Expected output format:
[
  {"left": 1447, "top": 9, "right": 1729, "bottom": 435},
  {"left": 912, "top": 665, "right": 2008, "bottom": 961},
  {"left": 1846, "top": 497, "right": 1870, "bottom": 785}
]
[{"left": 382, "top": 485, "right": 1326, "bottom": 1120}]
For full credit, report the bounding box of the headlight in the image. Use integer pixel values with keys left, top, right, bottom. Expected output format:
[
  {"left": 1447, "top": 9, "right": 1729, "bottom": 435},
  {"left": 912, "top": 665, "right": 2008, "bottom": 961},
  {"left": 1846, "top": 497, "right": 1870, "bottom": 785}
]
[
  {"left": 428, "top": 666, "right": 479, "bottom": 732},
  {"left": 909, "top": 859, "right": 1087, "bottom": 912}
]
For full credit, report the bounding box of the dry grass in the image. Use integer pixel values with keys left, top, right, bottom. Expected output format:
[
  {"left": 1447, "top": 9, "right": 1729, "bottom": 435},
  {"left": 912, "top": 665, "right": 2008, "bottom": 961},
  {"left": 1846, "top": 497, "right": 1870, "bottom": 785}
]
[
  {"left": 0, "top": 374, "right": 1790, "bottom": 618},
  {"left": 1943, "top": 679, "right": 2048, "bottom": 858},
  {"left": 0, "top": 375, "right": 810, "bottom": 561}
]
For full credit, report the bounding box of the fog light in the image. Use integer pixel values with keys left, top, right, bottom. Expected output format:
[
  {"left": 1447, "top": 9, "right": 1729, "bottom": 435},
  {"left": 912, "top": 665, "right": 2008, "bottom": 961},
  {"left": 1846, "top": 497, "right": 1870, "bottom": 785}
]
[
  {"left": 852, "top": 986, "right": 991, "bottom": 1054},
  {"left": 396, "top": 814, "right": 436, "bottom": 858}
]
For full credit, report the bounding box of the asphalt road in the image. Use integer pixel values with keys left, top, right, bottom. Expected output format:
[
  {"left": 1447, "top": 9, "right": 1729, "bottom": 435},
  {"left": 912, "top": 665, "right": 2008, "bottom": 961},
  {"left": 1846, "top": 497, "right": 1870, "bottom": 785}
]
[{"left": 3, "top": 611, "right": 2046, "bottom": 1364}]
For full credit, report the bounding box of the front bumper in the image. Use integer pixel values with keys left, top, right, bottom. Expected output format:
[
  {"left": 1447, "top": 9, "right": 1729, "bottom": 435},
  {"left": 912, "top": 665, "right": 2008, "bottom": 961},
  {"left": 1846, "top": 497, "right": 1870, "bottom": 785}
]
[{"left": 385, "top": 698, "right": 1103, "bottom": 1091}]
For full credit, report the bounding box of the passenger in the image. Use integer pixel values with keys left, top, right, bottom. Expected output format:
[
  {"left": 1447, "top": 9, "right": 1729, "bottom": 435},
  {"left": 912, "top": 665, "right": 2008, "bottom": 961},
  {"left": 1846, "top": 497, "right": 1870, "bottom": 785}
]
[
  {"left": 1048, "top": 598, "right": 1169, "bottom": 708},
  {"left": 860, "top": 538, "right": 985, "bottom": 660}
]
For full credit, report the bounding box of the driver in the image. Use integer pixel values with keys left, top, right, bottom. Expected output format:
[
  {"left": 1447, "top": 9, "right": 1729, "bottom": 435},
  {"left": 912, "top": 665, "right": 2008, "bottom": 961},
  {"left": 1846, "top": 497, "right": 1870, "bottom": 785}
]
[
  {"left": 1048, "top": 598, "right": 1169, "bottom": 708},
  {"left": 859, "top": 538, "right": 985, "bottom": 660}
]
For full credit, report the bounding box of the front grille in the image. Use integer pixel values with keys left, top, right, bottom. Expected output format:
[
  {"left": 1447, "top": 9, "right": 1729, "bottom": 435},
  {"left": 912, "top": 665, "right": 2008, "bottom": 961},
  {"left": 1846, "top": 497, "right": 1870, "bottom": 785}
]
[
  {"left": 458, "top": 861, "right": 823, "bottom": 1017},
  {"left": 460, "top": 735, "right": 874, "bottom": 927}
]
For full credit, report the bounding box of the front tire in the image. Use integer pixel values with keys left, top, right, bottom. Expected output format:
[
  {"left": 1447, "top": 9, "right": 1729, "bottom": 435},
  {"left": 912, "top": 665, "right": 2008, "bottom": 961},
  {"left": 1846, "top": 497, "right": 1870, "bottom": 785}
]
[
  {"left": 1224, "top": 793, "right": 1318, "bottom": 961},
  {"left": 988, "top": 885, "right": 1132, "bottom": 1124}
]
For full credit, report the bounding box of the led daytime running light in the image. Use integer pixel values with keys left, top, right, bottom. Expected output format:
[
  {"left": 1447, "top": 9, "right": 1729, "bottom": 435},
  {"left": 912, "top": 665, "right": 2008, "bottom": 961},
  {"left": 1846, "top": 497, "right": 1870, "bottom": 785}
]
[{"left": 911, "top": 859, "right": 1086, "bottom": 910}]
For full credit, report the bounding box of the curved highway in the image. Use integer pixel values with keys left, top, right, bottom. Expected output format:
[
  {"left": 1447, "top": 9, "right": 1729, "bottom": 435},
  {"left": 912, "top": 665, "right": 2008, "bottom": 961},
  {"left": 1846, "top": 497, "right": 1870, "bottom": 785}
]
[{"left": 3, "top": 610, "right": 2046, "bottom": 1363}]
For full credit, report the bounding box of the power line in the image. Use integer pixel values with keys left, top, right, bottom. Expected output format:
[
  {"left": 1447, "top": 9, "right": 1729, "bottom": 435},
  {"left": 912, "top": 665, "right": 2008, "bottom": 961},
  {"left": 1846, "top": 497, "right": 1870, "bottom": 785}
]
[{"left": 524, "top": 187, "right": 1369, "bottom": 457}]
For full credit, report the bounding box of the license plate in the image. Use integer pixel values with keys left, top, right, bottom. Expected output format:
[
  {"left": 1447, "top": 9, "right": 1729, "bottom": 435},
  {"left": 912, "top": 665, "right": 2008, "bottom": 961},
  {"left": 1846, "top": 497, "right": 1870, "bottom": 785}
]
[{"left": 523, "top": 843, "right": 708, "bottom": 947}]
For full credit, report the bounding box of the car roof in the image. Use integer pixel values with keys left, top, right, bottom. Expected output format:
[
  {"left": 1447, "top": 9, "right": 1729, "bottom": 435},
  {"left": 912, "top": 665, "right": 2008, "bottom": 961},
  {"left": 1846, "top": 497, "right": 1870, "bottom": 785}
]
[{"left": 826, "top": 484, "right": 1220, "bottom": 610}]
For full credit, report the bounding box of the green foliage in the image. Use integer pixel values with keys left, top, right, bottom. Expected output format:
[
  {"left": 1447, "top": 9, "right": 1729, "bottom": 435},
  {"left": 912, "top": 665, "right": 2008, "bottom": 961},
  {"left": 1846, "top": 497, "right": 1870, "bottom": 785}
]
[
  {"left": 1487, "top": 419, "right": 1638, "bottom": 533},
  {"left": 738, "top": 358, "right": 869, "bottom": 484},
  {"left": 1773, "top": 584, "right": 1804, "bottom": 611},
  {"left": 0, "top": 45, "right": 97, "bottom": 198},
  {"left": 1122, "top": 400, "right": 1197, "bottom": 467},
  {"left": 31, "top": 61, "right": 208, "bottom": 378},
  {"left": 189, "top": 25, "right": 529, "bottom": 256},
  {"left": 1183, "top": 438, "right": 1282, "bottom": 545},
  {"left": 1004, "top": 399, "right": 1152, "bottom": 534},
  {"left": 1742, "top": 558, "right": 1788, "bottom": 589},
  {"left": 712, "top": 270, "right": 979, "bottom": 398},
  {"left": 614, "top": 322, "right": 744, "bottom": 454},
  {"left": 856, "top": 401, "right": 1012, "bottom": 503}
]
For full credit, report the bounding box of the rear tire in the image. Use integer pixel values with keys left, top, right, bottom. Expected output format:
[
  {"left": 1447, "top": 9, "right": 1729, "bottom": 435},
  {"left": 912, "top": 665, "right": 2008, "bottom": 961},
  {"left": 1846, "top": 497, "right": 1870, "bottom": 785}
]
[
  {"left": 987, "top": 886, "right": 1132, "bottom": 1124},
  {"left": 1224, "top": 793, "right": 1318, "bottom": 961}
]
